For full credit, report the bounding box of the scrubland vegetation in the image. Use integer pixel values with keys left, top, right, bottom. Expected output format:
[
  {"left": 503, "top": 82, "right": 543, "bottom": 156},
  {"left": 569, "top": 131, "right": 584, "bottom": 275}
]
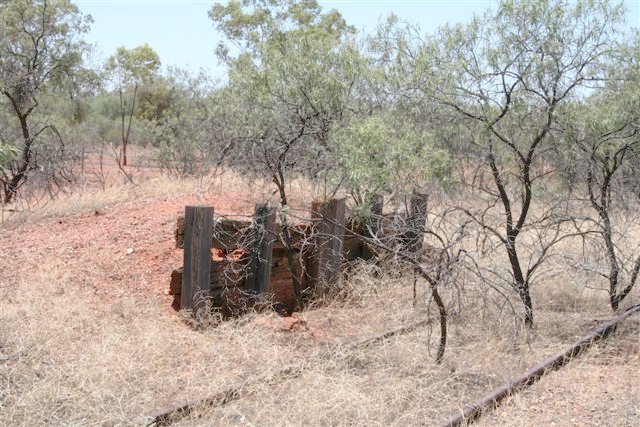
[{"left": 1, "top": 0, "right": 639, "bottom": 425}]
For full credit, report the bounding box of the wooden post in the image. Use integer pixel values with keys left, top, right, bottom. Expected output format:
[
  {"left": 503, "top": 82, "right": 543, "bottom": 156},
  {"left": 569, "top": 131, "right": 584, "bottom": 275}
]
[
  {"left": 80, "top": 147, "right": 85, "bottom": 179},
  {"left": 405, "top": 190, "right": 428, "bottom": 253},
  {"left": 406, "top": 191, "right": 428, "bottom": 306},
  {"left": 307, "top": 198, "right": 347, "bottom": 296},
  {"left": 368, "top": 193, "right": 384, "bottom": 236},
  {"left": 247, "top": 203, "right": 276, "bottom": 294},
  {"left": 358, "top": 194, "right": 383, "bottom": 260},
  {"left": 182, "top": 206, "right": 214, "bottom": 314}
]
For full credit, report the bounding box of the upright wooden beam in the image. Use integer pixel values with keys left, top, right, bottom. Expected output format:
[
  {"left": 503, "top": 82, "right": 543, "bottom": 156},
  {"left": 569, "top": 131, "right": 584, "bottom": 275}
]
[
  {"left": 368, "top": 193, "right": 384, "bottom": 237},
  {"left": 359, "top": 194, "right": 383, "bottom": 260},
  {"left": 307, "top": 198, "right": 347, "bottom": 296},
  {"left": 182, "top": 206, "right": 214, "bottom": 313},
  {"left": 405, "top": 190, "right": 428, "bottom": 254},
  {"left": 247, "top": 203, "right": 276, "bottom": 294},
  {"left": 406, "top": 191, "right": 428, "bottom": 307}
]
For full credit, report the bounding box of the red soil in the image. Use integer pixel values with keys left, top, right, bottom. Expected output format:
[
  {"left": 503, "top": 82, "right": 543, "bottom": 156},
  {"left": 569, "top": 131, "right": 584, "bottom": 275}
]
[{"left": 0, "top": 191, "right": 257, "bottom": 310}]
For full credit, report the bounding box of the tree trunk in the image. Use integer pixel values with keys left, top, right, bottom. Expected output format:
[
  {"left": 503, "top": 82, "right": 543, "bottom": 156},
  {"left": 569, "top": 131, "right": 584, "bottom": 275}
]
[
  {"left": 122, "top": 141, "right": 128, "bottom": 167},
  {"left": 611, "top": 255, "right": 640, "bottom": 311},
  {"left": 506, "top": 236, "right": 534, "bottom": 327},
  {"left": 4, "top": 170, "right": 25, "bottom": 204},
  {"left": 1, "top": 87, "right": 35, "bottom": 204},
  {"left": 118, "top": 84, "right": 138, "bottom": 167},
  {"left": 122, "top": 84, "right": 138, "bottom": 167},
  {"left": 517, "top": 285, "right": 534, "bottom": 327},
  {"left": 119, "top": 88, "right": 126, "bottom": 166},
  {"left": 272, "top": 170, "right": 304, "bottom": 309},
  {"left": 432, "top": 286, "right": 447, "bottom": 364}
]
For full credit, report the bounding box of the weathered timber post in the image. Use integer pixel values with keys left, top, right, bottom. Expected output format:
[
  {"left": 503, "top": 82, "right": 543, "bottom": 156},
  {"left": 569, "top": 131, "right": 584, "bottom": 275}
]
[
  {"left": 368, "top": 194, "right": 384, "bottom": 236},
  {"left": 182, "top": 206, "right": 214, "bottom": 315},
  {"left": 360, "top": 194, "right": 383, "bottom": 260},
  {"left": 405, "top": 191, "right": 428, "bottom": 306},
  {"left": 405, "top": 190, "right": 428, "bottom": 253},
  {"left": 247, "top": 203, "right": 276, "bottom": 294},
  {"left": 307, "top": 198, "right": 347, "bottom": 296}
]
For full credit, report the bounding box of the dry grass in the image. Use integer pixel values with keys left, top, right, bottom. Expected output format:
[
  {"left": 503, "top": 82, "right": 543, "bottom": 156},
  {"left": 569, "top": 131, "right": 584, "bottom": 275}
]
[
  {"left": 170, "top": 280, "right": 636, "bottom": 426},
  {"left": 0, "top": 171, "right": 248, "bottom": 227},
  {"left": 0, "top": 177, "right": 639, "bottom": 426},
  {"left": 0, "top": 266, "right": 305, "bottom": 425},
  {"left": 476, "top": 319, "right": 640, "bottom": 427},
  {"left": 0, "top": 248, "right": 637, "bottom": 426}
]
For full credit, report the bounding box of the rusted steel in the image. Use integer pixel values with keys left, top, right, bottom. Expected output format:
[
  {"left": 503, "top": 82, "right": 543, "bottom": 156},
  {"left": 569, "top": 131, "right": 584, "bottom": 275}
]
[
  {"left": 131, "top": 365, "right": 304, "bottom": 427},
  {"left": 342, "top": 319, "right": 429, "bottom": 351},
  {"left": 438, "top": 303, "right": 640, "bottom": 427},
  {"left": 131, "top": 318, "right": 430, "bottom": 426}
]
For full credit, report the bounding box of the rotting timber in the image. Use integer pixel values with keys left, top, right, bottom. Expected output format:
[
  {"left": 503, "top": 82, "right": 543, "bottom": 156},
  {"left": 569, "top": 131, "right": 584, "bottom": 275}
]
[{"left": 170, "top": 197, "right": 425, "bottom": 317}]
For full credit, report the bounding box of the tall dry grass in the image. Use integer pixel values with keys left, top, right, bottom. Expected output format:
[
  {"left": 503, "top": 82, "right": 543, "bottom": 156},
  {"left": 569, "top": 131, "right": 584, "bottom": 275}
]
[
  {"left": 0, "top": 168, "right": 267, "bottom": 227},
  {"left": 0, "top": 266, "right": 304, "bottom": 425},
  {"left": 2, "top": 253, "right": 633, "bottom": 425},
  {"left": 170, "top": 272, "right": 636, "bottom": 426},
  {"left": 0, "top": 173, "right": 638, "bottom": 426}
]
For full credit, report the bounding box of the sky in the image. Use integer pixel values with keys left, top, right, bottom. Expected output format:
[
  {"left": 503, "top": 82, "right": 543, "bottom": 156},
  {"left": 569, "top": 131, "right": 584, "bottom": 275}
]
[{"left": 75, "top": 0, "right": 640, "bottom": 77}]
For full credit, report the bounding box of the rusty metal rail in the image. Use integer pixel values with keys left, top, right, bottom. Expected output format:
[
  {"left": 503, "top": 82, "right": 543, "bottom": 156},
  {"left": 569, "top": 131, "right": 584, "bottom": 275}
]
[
  {"left": 132, "top": 304, "right": 639, "bottom": 426},
  {"left": 438, "top": 303, "right": 640, "bottom": 427}
]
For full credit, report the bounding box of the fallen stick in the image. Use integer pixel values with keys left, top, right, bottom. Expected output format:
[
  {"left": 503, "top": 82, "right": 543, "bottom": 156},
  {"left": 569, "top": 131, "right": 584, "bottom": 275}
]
[
  {"left": 131, "top": 318, "right": 430, "bottom": 426},
  {"left": 437, "top": 303, "right": 640, "bottom": 427}
]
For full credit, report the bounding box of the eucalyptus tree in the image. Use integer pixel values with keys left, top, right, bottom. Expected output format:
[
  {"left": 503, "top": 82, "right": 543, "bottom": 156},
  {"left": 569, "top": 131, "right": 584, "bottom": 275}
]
[
  {"left": 210, "top": 0, "right": 366, "bottom": 306},
  {"left": 210, "top": 0, "right": 364, "bottom": 204},
  {"left": 147, "top": 69, "right": 233, "bottom": 177},
  {"left": 334, "top": 114, "right": 452, "bottom": 213},
  {"left": 395, "top": 0, "right": 626, "bottom": 326},
  {"left": 0, "top": 0, "right": 91, "bottom": 203},
  {"left": 105, "top": 44, "right": 160, "bottom": 166}
]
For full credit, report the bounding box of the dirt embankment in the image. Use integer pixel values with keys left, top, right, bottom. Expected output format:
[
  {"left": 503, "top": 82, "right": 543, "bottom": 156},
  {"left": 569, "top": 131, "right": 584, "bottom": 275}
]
[{"left": 0, "top": 191, "right": 256, "bottom": 305}]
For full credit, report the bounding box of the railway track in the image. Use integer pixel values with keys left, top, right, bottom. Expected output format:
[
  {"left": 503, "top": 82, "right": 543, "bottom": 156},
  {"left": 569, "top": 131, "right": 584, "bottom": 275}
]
[
  {"left": 132, "top": 319, "right": 430, "bottom": 426},
  {"left": 438, "top": 303, "right": 640, "bottom": 427},
  {"left": 131, "top": 304, "right": 640, "bottom": 426}
]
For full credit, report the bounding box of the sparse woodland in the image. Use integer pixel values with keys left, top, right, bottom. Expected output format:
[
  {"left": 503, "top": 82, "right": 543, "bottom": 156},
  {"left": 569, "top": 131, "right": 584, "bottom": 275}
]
[{"left": 0, "top": 0, "right": 639, "bottom": 425}]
